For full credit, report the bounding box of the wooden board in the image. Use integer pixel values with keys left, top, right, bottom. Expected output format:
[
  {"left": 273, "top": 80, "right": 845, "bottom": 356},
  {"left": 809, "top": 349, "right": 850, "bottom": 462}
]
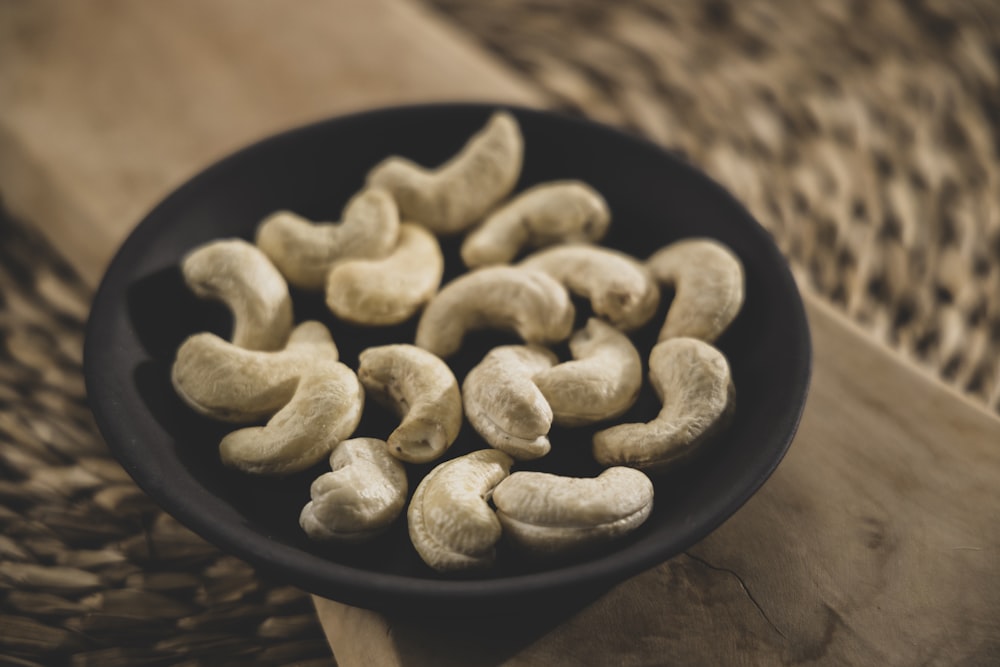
[
  {"left": 315, "top": 293, "right": 1000, "bottom": 666},
  {"left": 0, "top": 0, "right": 542, "bottom": 287},
  {"left": 2, "top": 2, "right": 998, "bottom": 665}
]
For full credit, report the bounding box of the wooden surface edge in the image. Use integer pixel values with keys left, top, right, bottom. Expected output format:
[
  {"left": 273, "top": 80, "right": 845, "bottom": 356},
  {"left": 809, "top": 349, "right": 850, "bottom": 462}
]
[
  {"left": 804, "top": 284, "right": 1000, "bottom": 424},
  {"left": 312, "top": 289, "right": 1000, "bottom": 666},
  {"left": 312, "top": 597, "right": 400, "bottom": 667},
  {"left": 0, "top": 0, "right": 545, "bottom": 291},
  {"left": 0, "top": 124, "right": 109, "bottom": 288}
]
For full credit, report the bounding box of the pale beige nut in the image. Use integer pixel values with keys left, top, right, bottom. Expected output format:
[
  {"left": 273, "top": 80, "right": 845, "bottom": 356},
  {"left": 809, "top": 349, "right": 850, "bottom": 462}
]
[
  {"left": 219, "top": 360, "right": 364, "bottom": 475},
  {"left": 463, "top": 345, "right": 558, "bottom": 460},
  {"left": 593, "top": 338, "right": 734, "bottom": 472},
  {"left": 366, "top": 111, "right": 523, "bottom": 234},
  {"left": 325, "top": 223, "right": 444, "bottom": 326},
  {"left": 415, "top": 266, "right": 575, "bottom": 358},
  {"left": 299, "top": 438, "right": 407, "bottom": 542},
  {"left": 519, "top": 245, "right": 660, "bottom": 331},
  {"left": 646, "top": 238, "right": 744, "bottom": 342},
  {"left": 533, "top": 318, "right": 643, "bottom": 427},
  {"left": 461, "top": 181, "right": 611, "bottom": 268},
  {"left": 171, "top": 321, "right": 339, "bottom": 423},
  {"left": 357, "top": 344, "right": 462, "bottom": 464},
  {"left": 493, "top": 467, "right": 654, "bottom": 556},
  {"left": 407, "top": 449, "right": 513, "bottom": 572},
  {"left": 181, "top": 238, "right": 293, "bottom": 350},
  {"left": 255, "top": 187, "right": 399, "bottom": 289}
]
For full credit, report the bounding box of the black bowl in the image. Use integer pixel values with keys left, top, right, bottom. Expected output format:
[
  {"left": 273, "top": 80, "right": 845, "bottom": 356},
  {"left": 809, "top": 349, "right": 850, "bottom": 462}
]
[{"left": 84, "top": 103, "right": 810, "bottom": 616}]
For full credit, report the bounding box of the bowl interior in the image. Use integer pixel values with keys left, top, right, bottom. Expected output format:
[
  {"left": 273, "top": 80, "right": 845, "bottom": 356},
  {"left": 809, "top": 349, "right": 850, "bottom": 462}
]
[{"left": 85, "top": 104, "right": 810, "bottom": 614}]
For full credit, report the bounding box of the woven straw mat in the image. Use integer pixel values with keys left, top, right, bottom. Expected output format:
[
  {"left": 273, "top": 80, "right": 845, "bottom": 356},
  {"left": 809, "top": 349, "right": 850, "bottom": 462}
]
[
  {"left": 428, "top": 0, "right": 1000, "bottom": 411},
  {"left": 1, "top": 1, "right": 999, "bottom": 665}
]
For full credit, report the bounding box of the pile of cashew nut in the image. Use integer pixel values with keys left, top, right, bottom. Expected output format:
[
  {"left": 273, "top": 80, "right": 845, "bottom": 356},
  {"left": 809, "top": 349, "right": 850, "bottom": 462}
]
[{"left": 170, "top": 111, "right": 745, "bottom": 573}]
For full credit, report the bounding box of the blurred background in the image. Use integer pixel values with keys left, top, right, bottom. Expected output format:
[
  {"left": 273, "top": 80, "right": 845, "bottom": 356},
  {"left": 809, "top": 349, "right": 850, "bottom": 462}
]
[
  {"left": 1, "top": 1, "right": 998, "bottom": 664},
  {"left": 442, "top": 0, "right": 1000, "bottom": 409}
]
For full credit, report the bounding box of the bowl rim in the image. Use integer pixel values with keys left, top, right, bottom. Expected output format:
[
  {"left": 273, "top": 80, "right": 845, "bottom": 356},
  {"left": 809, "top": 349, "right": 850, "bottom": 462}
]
[{"left": 84, "top": 102, "right": 812, "bottom": 612}]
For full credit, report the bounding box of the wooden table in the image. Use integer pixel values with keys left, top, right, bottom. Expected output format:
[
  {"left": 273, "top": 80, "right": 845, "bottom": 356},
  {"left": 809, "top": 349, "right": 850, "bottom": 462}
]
[{"left": 3, "top": 2, "right": 998, "bottom": 665}]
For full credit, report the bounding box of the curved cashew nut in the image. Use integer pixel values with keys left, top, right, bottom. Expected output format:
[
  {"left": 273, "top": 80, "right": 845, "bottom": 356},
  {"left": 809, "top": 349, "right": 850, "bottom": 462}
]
[
  {"left": 533, "top": 318, "right": 642, "bottom": 427},
  {"left": 461, "top": 181, "right": 611, "bottom": 268},
  {"left": 219, "top": 359, "right": 364, "bottom": 475},
  {"left": 415, "top": 266, "right": 575, "bottom": 358},
  {"left": 519, "top": 245, "right": 660, "bottom": 331},
  {"left": 407, "top": 449, "right": 513, "bottom": 572},
  {"left": 593, "top": 338, "right": 734, "bottom": 472},
  {"left": 357, "top": 344, "right": 462, "bottom": 464},
  {"left": 463, "top": 345, "right": 557, "bottom": 460},
  {"left": 646, "top": 238, "right": 744, "bottom": 342},
  {"left": 325, "top": 223, "right": 444, "bottom": 326},
  {"left": 171, "top": 321, "right": 339, "bottom": 422},
  {"left": 299, "top": 438, "right": 407, "bottom": 542},
  {"left": 493, "top": 467, "right": 654, "bottom": 556},
  {"left": 181, "top": 239, "right": 293, "bottom": 350},
  {"left": 366, "top": 111, "right": 523, "bottom": 234},
  {"left": 255, "top": 188, "right": 399, "bottom": 289}
]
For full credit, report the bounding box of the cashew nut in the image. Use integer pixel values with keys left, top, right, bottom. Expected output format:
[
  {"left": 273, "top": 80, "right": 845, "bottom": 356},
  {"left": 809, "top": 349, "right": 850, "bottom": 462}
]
[
  {"left": 255, "top": 188, "right": 399, "bottom": 289},
  {"left": 357, "top": 344, "right": 462, "bottom": 464},
  {"left": 407, "top": 449, "right": 513, "bottom": 572},
  {"left": 325, "top": 223, "right": 444, "bottom": 326},
  {"left": 299, "top": 438, "right": 407, "bottom": 542},
  {"left": 646, "top": 238, "right": 744, "bottom": 342},
  {"left": 493, "top": 467, "right": 654, "bottom": 556},
  {"left": 593, "top": 338, "right": 734, "bottom": 472},
  {"left": 219, "top": 360, "right": 364, "bottom": 475},
  {"left": 181, "top": 239, "right": 293, "bottom": 350},
  {"left": 533, "top": 318, "right": 642, "bottom": 427},
  {"left": 519, "top": 245, "right": 660, "bottom": 331},
  {"left": 171, "top": 321, "right": 339, "bottom": 423},
  {"left": 461, "top": 181, "right": 611, "bottom": 268},
  {"left": 366, "top": 111, "right": 523, "bottom": 234},
  {"left": 462, "top": 345, "right": 557, "bottom": 460},
  {"left": 415, "top": 266, "right": 575, "bottom": 358}
]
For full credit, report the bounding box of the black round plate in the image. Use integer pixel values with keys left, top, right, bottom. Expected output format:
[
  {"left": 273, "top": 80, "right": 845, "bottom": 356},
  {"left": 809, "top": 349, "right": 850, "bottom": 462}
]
[{"left": 84, "top": 104, "right": 811, "bottom": 616}]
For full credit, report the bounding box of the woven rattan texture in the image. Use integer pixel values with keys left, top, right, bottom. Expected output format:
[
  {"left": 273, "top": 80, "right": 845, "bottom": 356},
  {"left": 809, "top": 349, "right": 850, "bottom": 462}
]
[
  {"left": 428, "top": 0, "right": 1000, "bottom": 413},
  {"left": 2, "top": 1, "right": 999, "bottom": 664},
  {"left": 0, "top": 215, "right": 334, "bottom": 666}
]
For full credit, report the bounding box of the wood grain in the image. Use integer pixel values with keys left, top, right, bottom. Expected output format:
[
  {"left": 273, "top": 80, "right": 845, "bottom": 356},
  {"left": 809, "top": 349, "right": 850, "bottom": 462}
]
[
  {"left": 0, "top": 0, "right": 542, "bottom": 287},
  {"left": 1, "top": 1, "right": 997, "bottom": 665},
  {"left": 315, "top": 292, "right": 1000, "bottom": 666}
]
